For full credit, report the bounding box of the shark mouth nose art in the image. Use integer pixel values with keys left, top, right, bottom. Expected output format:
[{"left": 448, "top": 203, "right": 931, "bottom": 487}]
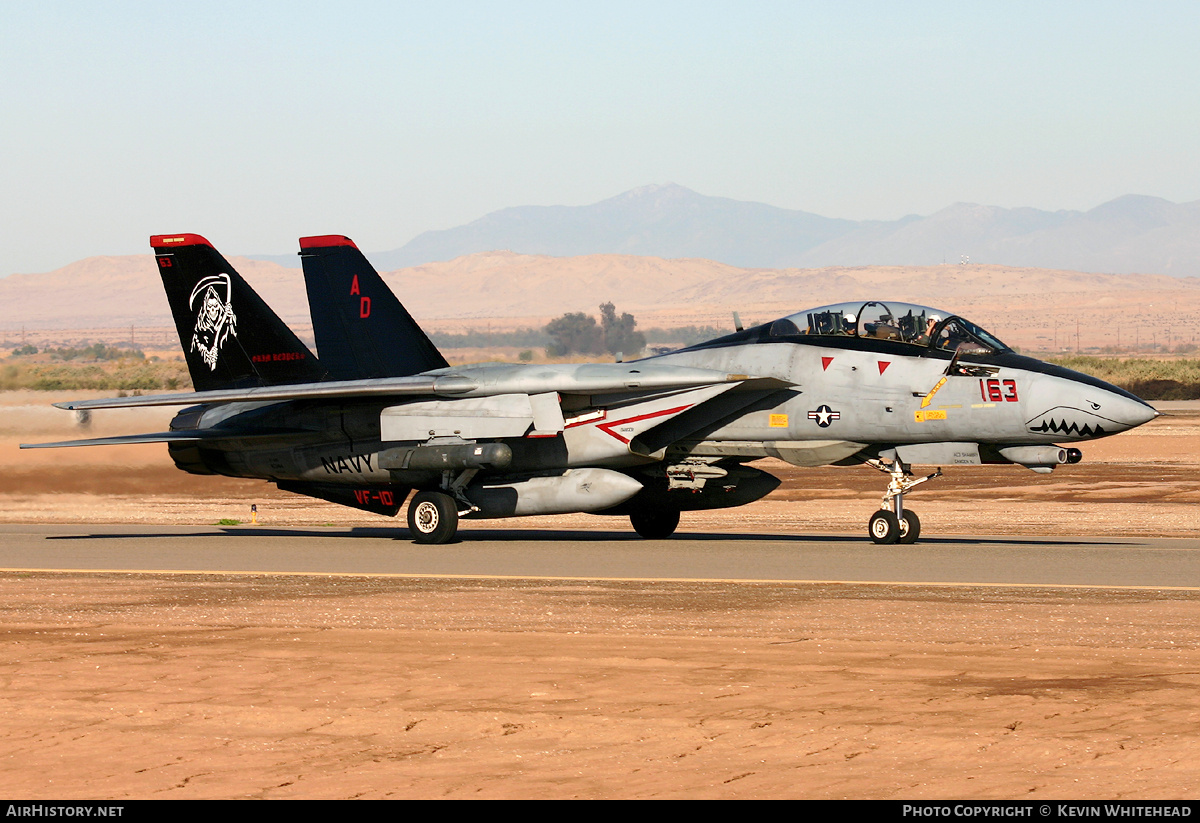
[{"left": 1027, "top": 395, "right": 1158, "bottom": 439}]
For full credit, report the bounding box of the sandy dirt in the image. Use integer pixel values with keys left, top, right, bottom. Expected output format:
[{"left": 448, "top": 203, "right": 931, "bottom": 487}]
[
  {"left": 3, "top": 575, "right": 1199, "bottom": 799},
  {"left": 1, "top": 392, "right": 1199, "bottom": 798}
]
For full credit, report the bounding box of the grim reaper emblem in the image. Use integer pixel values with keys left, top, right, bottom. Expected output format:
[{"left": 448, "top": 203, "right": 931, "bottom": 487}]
[{"left": 189, "top": 274, "right": 237, "bottom": 370}]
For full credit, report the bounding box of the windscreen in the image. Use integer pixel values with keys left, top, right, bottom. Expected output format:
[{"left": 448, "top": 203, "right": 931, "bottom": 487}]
[{"left": 773, "top": 301, "right": 1009, "bottom": 352}]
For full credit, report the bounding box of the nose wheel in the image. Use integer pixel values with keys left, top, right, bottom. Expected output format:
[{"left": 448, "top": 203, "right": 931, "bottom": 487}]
[
  {"left": 868, "top": 508, "right": 921, "bottom": 544},
  {"left": 865, "top": 457, "right": 939, "bottom": 544}
]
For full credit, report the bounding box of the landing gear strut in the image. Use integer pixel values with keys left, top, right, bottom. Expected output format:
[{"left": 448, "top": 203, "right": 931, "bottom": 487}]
[{"left": 865, "top": 456, "right": 941, "bottom": 544}]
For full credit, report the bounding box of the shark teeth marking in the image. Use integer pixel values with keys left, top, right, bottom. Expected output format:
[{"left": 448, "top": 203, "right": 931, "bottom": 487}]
[{"left": 1027, "top": 417, "right": 1105, "bottom": 438}]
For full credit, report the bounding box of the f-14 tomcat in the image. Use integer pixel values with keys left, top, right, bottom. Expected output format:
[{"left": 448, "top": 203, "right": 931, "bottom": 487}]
[{"left": 23, "top": 233, "right": 1159, "bottom": 544}]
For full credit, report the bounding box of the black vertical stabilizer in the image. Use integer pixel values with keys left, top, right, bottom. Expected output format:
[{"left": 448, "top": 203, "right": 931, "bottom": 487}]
[
  {"left": 298, "top": 235, "right": 449, "bottom": 380},
  {"left": 151, "top": 234, "right": 326, "bottom": 392}
]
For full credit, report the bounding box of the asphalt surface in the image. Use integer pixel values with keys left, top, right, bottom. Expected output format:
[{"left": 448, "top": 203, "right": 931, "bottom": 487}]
[{"left": 2, "top": 523, "right": 1199, "bottom": 588}]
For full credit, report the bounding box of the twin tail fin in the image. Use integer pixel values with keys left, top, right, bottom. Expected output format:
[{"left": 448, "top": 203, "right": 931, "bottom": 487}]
[
  {"left": 152, "top": 234, "right": 326, "bottom": 391},
  {"left": 299, "top": 235, "right": 448, "bottom": 380}
]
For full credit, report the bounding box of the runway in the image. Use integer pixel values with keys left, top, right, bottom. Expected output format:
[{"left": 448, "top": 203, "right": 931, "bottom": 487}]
[{"left": 3, "top": 523, "right": 1199, "bottom": 588}]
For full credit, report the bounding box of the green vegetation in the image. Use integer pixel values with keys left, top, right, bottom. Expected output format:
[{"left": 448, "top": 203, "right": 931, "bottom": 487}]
[
  {"left": 1045, "top": 356, "right": 1200, "bottom": 400},
  {"left": 428, "top": 323, "right": 726, "bottom": 353},
  {"left": 641, "top": 325, "right": 728, "bottom": 348},
  {"left": 545, "top": 302, "right": 646, "bottom": 357},
  {"left": 429, "top": 327, "right": 549, "bottom": 349},
  {"left": 1, "top": 338, "right": 187, "bottom": 391},
  {"left": 215, "top": 519, "right": 242, "bottom": 526},
  {"left": 0, "top": 359, "right": 190, "bottom": 392},
  {"left": 12, "top": 342, "right": 146, "bottom": 361}
]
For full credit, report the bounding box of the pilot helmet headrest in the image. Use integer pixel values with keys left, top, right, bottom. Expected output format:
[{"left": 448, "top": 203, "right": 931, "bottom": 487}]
[
  {"left": 843, "top": 313, "right": 856, "bottom": 323},
  {"left": 928, "top": 314, "right": 942, "bottom": 323}
]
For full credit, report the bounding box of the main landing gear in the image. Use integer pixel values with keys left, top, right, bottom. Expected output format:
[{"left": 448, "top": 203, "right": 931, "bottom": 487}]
[
  {"left": 864, "top": 457, "right": 941, "bottom": 545},
  {"left": 630, "top": 508, "right": 680, "bottom": 539},
  {"left": 407, "top": 491, "right": 459, "bottom": 544},
  {"left": 407, "top": 469, "right": 480, "bottom": 544}
]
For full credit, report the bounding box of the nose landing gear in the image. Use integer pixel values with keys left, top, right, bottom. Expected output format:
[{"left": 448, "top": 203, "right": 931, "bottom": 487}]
[
  {"left": 865, "top": 457, "right": 941, "bottom": 544},
  {"left": 868, "top": 508, "right": 920, "bottom": 544}
]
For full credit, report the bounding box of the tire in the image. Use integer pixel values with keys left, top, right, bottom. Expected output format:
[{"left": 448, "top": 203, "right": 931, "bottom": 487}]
[
  {"left": 630, "top": 508, "right": 680, "bottom": 539},
  {"left": 407, "top": 491, "right": 459, "bottom": 544},
  {"left": 868, "top": 509, "right": 900, "bottom": 544},
  {"left": 898, "top": 510, "right": 921, "bottom": 544}
]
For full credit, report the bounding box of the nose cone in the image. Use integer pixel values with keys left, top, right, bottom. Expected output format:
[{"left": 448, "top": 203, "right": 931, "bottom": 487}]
[
  {"left": 1128, "top": 396, "right": 1158, "bottom": 427},
  {"left": 1090, "top": 391, "right": 1159, "bottom": 431},
  {"left": 1026, "top": 380, "right": 1158, "bottom": 440}
]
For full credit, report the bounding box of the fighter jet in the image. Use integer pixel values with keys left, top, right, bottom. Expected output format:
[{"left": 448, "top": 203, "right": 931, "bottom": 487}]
[{"left": 22, "top": 233, "right": 1159, "bottom": 545}]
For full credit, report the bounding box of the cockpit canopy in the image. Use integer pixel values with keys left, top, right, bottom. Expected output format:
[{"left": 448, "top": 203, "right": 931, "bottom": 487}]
[{"left": 768, "top": 301, "right": 1009, "bottom": 355}]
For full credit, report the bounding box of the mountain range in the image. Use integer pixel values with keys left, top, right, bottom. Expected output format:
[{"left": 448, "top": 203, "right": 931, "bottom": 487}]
[
  {"left": 6, "top": 183, "right": 1200, "bottom": 353},
  {"left": 334, "top": 184, "right": 1200, "bottom": 277}
]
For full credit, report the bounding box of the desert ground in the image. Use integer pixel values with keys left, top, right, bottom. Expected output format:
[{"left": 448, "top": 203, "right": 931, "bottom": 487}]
[
  {"left": 1, "top": 392, "right": 1198, "bottom": 798},
  {"left": 5, "top": 255, "right": 1200, "bottom": 356}
]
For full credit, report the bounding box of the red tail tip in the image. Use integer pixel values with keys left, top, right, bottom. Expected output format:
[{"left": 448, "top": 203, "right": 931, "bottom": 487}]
[
  {"left": 299, "top": 235, "right": 359, "bottom": 250},
  {"left": 150, "top": 233, "right": 213, "bottom": 249}
]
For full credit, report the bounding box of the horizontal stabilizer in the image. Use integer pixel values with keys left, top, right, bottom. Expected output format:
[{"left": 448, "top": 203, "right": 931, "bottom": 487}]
[
  {"left": 20, "top": 427, "right": 312, "bottom": 449},
  {"left": 20, "top": 432, "right": 203, "bottom": 449}
]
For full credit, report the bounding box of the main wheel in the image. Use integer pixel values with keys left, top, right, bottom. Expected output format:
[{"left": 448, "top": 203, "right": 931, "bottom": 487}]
[
  {"left": 630, "top": 508, "right": 680, "bottom": 539},
  {"left": 407, "top": 491, "right": 459, "bottom": 544},
  {"left": 898, "top": 510, "right": 921, "bottom": 544},
  {"left": 868, "top": 509, "right": 900, "bottom": 544}
]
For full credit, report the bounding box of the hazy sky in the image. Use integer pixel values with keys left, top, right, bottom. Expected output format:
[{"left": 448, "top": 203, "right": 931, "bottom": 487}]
[{"left": 3, "top": 1, "right": 1199, "bottom": 274}]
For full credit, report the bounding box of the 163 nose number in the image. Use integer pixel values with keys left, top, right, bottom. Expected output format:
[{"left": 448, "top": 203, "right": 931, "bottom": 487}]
[{"left": 980, "top": 378, "right": 1018, "bottom": 402}]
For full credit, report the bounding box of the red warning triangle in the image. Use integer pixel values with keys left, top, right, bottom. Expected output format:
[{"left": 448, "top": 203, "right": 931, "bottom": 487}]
[
  {"left": 877, "top": 361, "right": 891, "bottom": 374},
  {"left": 821, "top": 357, "right": 834, "bottom": 371}
]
